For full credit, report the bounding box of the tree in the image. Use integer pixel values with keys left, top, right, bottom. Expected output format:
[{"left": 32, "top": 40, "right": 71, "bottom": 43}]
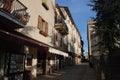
[{"left": 90, "top": 0, "right": 120, "bottom": 50}]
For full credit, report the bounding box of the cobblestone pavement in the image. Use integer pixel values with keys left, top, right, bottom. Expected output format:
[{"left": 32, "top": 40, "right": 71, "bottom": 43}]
[{"left": 35, "top": 63, "right": 95, "bottom": 80}]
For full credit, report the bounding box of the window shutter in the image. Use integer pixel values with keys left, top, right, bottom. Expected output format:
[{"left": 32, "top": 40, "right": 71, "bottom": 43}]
[
  {"left": 56, "top": 33, "right": 58, "bottom": 41},
  {"left": 3, "top": 0, "right": 14, "bottom": 13},
  {"left": 45, "top": 22, "right": 48, "bottom": 35},
  {"left": 38, "top": 16, "right": 43, "bottom": 31}
]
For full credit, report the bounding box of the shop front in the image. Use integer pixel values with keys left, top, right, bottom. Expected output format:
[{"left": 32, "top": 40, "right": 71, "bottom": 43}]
[
  {"left": 0, "top": 30, "right": 48, "bottom": 80},
  {"left": 0, "top": 38, "right": 26, "bottom": 80}
]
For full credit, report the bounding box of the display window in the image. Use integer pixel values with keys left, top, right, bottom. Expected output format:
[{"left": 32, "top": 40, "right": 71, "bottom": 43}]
[{"left": 4, "top": 53, "right": 25, "bottom": 75}]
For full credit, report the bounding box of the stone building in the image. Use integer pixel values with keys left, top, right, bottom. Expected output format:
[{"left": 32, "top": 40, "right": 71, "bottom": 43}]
[{"left": 0, "top": 0, "right": 83, "bottom": 80}]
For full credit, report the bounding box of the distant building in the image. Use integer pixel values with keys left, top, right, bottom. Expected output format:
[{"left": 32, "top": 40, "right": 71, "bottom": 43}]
[
  {"left": 60, "top": 6, "right": 82, "bottom": 64},
  {"left": 87, "top": 20, "right": 108, "bottom": 80},
  {"left": 87, "top": 20, "right": 100, "bottom": 59}
]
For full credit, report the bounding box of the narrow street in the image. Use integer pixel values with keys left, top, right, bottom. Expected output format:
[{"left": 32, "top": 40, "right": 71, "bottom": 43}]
[{"left": 36, "top": 63, "right": 95, "bottom": 80}]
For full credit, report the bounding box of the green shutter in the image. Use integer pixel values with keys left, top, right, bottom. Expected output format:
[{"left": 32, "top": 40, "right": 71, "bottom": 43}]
[{"left": 42, "top": 0, "right": 47, "bottom": 3}]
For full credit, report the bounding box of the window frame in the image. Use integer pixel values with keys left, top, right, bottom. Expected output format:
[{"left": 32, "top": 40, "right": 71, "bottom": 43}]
[{"left": 38, "top": 15, "right": 48, "bottom": 37}]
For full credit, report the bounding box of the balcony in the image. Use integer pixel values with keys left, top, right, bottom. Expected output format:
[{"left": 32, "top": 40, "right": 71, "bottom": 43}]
[
  {"left": 0, "top": 0, "right": 30, "bottom": 29},
  {"left": 55, "top": 16, "right": 68, "bottom": 35}
]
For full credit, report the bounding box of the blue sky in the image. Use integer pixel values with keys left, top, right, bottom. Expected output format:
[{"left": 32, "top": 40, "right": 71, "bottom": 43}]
[{"left": 56, "top": 0, "right": 96, "bottom": 52}]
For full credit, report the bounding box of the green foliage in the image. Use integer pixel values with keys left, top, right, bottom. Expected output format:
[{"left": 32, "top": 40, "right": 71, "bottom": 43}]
[{"left": 90, "top": 0, "right": 120, "bottom": 49}]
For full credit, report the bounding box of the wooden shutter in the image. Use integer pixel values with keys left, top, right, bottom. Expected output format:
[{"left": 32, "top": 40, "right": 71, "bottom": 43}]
[
  {"left": 45, "top": 22, "right": 48, "bottom": 35},
  {"left": 3, "top": 0, "right": 14, "bottom": 13},
  {"left": 38, "top": 15, "right": 43, "bottom": 31},
  {"left": 56, "top": 33, "right": 58, "bottom": 41}
]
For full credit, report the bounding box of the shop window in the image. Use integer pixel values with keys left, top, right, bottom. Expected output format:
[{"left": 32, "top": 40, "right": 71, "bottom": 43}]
[
  {"left": 26, "top": 54, "right": 32, "bottom": 66},
  {"left": 4, "top": 53, "right": 25, "bottom": 75},
  {"left": 38, "top": 16, "right": 48, "bottom": 37}
]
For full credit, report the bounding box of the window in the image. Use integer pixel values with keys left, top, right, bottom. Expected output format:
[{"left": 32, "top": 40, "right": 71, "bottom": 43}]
[
  {"left": 38, "top": 16, "right": 48, "bottom": 37},
  {"left": 4, "top": 53, "right": 25, "bottom": 74},
  {"left": 42, "top": 20, "right": 46, "bottom": 32},
  {"left": 60, "top": 38, "right": 63, "bottom": 47},
  {"left": 55, "top": 33, "right": 58, "bottom": 41},
  {"left": 26, "top": 54, "right": 33, "bottom": 66},
  {"left": 54, "top": 33, "right": 58, "bottom": 47}
]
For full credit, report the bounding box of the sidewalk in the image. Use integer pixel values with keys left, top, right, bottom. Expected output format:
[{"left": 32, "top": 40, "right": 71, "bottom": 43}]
[{"left": 34, "top": 63, "right": 95, "bottom": 80}]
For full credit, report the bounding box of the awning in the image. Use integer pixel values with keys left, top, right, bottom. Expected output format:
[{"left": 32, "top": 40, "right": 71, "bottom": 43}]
[
  {"left": 0, "top": 29, "right": 48, "bottom": 50},
  {"left": 49, "top": 47, "right": 68, "bottom": 57}
]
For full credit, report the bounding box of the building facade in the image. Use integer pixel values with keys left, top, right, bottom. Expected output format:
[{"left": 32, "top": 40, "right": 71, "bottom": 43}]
[
  {"left": 87, "top": 20, "right": 99, "bottom": 58},
  {"left": 0, "top": 0, "right": 31, "bottom": 80},
  {"left": 0, "top": 0, "right": 82, "bottom": 80},
  {"left": 18, "top": 0, "right": 56, "bottom": 77},
  {"left": 60, "top": 6, "right": 82, "bottom": 64},
  {"left": 87, "top": 20, "right": 112, "bottom": 80},
  {"left": 87, "top": 20, "right": 103, "bottom": 80}
]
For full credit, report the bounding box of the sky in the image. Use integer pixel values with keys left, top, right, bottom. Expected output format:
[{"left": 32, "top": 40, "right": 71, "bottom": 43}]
[{"left": 56, "top": 0, "right": 96, "bottom": 52}]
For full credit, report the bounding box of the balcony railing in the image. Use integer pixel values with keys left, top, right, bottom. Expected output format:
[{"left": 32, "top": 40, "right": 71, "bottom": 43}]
[
  {"left": 55, "top": 15, "right": 68, "bottom": 35},
  {"left": 0, "top": 0, "right": 30, "bottom": 28}
]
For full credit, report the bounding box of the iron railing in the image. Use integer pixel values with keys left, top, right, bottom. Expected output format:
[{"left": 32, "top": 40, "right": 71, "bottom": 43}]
[
  {"left": 55, "top": 15, "right": 68, "bottom": 35},
  {"left": 0, "top": 0, "right": 30, "bottom": 25}
]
